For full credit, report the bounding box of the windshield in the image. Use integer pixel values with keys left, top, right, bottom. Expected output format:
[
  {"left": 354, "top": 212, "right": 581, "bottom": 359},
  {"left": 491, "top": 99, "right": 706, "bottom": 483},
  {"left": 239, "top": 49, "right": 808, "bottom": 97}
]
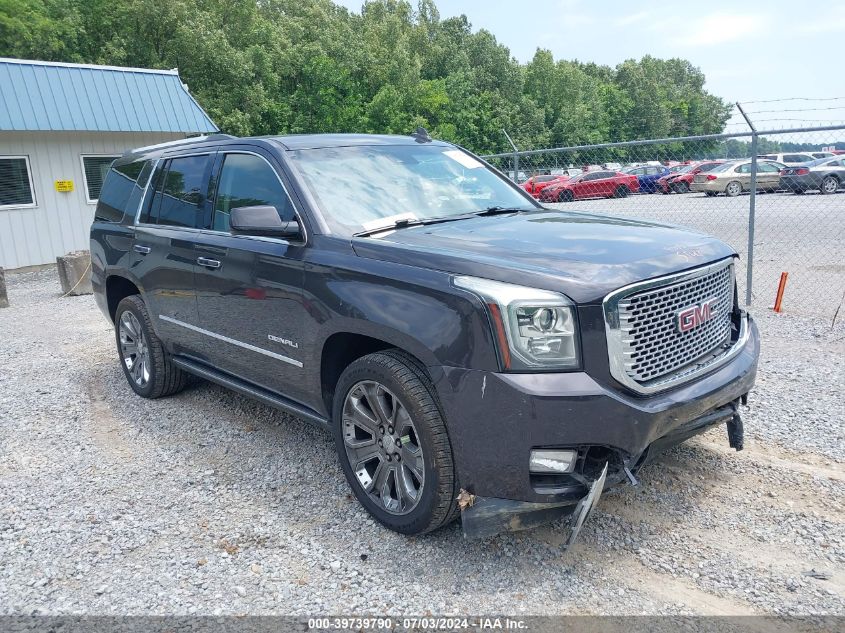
[{"left": 287, "top": 144, "right": 537, "bottom": 235}]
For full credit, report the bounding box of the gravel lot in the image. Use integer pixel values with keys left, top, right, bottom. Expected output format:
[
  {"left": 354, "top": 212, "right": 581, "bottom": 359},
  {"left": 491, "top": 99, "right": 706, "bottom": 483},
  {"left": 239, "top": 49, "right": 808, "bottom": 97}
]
[
  {"left": 546, "top": 189, "right": 845, "bottom": 317},
  {"left": 0, "top": 267, "right": 843, "bottom": 616}
]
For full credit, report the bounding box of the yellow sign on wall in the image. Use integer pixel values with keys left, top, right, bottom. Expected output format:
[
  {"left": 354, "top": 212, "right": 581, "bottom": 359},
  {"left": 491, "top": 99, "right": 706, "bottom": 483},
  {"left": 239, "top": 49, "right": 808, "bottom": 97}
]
[{"left": 54, "top": 180, "right": 74, "bottom": 192}]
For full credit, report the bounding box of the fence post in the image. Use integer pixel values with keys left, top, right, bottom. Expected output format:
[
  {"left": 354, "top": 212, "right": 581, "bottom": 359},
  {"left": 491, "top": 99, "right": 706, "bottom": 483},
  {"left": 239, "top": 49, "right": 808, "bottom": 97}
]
[
  {"left": 502, "top": 129, "right": 519, "bottom": 181},
  {"left": 737, "top": 103, "right": 757, "bottom": 307}
]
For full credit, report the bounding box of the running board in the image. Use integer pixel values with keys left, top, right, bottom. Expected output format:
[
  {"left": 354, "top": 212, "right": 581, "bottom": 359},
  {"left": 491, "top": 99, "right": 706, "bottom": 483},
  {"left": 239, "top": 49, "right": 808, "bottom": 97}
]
[{"left": 171, "top": 357, "right": 329, "bottom": 429}]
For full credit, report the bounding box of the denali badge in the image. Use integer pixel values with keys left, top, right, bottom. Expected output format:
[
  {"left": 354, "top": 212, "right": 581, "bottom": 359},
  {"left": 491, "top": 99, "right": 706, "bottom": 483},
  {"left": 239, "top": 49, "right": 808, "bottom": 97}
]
[
  {"left": 268, "top": 334, "right": 299, "bottom": 349},
  {"left": 677, "top": 298, "right": 718, "bottom": 333}
]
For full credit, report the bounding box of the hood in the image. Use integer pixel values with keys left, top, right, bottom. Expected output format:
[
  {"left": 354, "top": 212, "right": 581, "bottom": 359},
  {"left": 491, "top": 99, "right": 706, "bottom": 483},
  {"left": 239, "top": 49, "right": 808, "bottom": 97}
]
[{"left": 351, "top": 210, "right": 736, "bottom": 304}]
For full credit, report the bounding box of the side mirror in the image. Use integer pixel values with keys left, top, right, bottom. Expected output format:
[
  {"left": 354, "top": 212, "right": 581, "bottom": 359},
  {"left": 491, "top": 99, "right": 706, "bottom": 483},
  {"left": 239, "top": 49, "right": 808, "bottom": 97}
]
[{"left": 230, "top": 206, "right": 302, "bottom": 240}]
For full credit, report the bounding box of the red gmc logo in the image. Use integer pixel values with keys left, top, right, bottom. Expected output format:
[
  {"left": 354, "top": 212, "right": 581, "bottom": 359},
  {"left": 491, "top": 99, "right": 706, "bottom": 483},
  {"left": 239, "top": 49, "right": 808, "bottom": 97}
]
[{"left": 677, "top": 298, "right": 718, "bottom": 332}]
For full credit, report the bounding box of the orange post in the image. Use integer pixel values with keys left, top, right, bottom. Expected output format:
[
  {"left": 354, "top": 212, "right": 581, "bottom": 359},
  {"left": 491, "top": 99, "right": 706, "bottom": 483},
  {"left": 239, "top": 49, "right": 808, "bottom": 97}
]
[{"left": 773, "top": 272, "right": 788, "bottom": 313}]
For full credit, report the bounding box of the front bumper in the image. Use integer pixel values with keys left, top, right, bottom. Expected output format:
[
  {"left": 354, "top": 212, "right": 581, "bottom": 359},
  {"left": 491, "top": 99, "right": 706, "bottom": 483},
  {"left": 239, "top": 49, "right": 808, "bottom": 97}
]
[{"left": 432, "top": 316, "right": 760, "bottom": 506}]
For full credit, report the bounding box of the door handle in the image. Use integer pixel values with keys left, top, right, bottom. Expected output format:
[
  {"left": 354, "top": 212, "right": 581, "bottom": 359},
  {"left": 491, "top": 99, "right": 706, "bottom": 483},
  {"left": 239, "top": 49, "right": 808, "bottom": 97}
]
[
  {"left": 197, "top": 257, "right": 221, "bottom": 269},
  {"left": 133, "top": 244, "right": 151, "bottom": 255}
]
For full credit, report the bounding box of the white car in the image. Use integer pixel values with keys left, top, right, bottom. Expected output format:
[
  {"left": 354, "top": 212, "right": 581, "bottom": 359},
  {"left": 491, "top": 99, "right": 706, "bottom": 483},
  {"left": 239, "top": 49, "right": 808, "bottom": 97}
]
[{"left": 758, "top": 153, "right": 814, "bottom": 166}]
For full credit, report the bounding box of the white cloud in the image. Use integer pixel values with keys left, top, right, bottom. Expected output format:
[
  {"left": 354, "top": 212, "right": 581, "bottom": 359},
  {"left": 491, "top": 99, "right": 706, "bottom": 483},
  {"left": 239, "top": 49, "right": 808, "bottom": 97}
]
[{"left": 667, "top": 13, "right": 769, "bottom": 47}]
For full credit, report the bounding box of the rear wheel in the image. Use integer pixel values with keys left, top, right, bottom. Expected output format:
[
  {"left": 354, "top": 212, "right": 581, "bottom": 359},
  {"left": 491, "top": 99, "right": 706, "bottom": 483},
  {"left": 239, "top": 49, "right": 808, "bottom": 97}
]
[
  {"left": 613, "top": 185, "right": 630, "bottom": 198},
  {"left": 114, "top": 295, "right": 188, "bottom": 398},
  {"left": 820, "top": 175, "right": 839, "bottom": 194},
  {"left": 558, "top": 190, "right": 574, "bottom": 203},
  {"left": 333, "top": 350, "right": 458, "bottom": 535},
  {"left": 725, "top": 181, "right": 742, "bottom": 197}
]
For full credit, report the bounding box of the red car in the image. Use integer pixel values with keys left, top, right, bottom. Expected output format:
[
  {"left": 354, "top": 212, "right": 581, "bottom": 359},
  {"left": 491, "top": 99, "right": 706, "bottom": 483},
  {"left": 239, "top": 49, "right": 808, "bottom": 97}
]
[
  {"left": 539, "top": 170, "right": 639, "bottom": 202},
  {"left": 657, "top": 161, "right": 725, "bottom": 194},
  {"left": 522, "top": 174, "right": 568, "bottom": 198}
]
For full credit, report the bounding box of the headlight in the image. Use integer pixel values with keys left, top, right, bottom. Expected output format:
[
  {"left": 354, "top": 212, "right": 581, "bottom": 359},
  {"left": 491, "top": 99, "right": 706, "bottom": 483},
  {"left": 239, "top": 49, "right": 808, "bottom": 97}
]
[{"left": 453, "top": 276, "right": 579, "bottom": 371}]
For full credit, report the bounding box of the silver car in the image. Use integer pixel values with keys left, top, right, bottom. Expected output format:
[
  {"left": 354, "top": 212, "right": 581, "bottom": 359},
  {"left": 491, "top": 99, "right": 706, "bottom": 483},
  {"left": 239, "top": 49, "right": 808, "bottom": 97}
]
[{"left": 691, "top": 160, "right": 786, "bottom": 197}]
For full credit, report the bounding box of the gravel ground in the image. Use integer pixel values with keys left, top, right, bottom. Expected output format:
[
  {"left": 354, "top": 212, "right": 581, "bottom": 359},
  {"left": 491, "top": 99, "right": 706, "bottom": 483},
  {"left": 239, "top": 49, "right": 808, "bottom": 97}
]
[{"left": 0, "top": 267, "right": 843, "bottom": 616}]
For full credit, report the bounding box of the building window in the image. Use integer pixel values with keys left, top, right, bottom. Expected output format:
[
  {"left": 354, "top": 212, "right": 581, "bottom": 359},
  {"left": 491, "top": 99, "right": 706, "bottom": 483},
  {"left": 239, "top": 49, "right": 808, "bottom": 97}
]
[
  {"left": 81, "top": 155, "right": 120, "bottom": 203},
  {"left": 0, "top": 156, "right": 36, "bottom": 209}
]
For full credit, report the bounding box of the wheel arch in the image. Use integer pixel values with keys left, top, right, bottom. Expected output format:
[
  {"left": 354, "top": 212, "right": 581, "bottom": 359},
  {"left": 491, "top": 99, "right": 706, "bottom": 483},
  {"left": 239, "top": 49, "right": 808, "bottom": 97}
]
[
  {"left": 319, "top": 331, "right": 435, "bottom": 417},
  {"left": 105, "top": 274, "right": 142, "bottom": 322}
]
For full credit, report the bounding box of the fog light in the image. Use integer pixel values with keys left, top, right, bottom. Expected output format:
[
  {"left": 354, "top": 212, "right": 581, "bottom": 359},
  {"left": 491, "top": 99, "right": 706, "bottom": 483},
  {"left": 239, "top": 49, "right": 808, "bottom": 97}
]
[{"left": 529, "top": 449, "right": 577, "bottom": 474}]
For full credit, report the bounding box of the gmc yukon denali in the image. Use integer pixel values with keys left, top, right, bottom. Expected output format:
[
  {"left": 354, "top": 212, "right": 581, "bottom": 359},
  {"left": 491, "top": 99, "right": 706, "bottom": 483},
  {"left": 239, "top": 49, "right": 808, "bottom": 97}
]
[{"left": 90, "top": 131, "right": 759, "bottom": 541}]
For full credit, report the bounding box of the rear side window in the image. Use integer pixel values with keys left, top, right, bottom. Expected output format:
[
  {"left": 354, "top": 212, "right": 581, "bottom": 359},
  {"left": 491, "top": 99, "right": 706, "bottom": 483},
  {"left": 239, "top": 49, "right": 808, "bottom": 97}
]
[
  {"left": 150, "top": 155, "right": 212, "bottom": 228},
  {"left": 212, "top": 153, "right": 296, "bottom": 232},
  {"left": 95, "top": 160, "right": 149, "bottom": 222}
]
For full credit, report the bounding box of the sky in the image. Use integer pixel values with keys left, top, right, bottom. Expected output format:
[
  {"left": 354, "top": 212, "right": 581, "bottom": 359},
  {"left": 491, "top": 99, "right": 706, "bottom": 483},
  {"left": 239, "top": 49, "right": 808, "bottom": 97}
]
[{"left": 334, "top": 0, "right": 845, "bottom": 133}]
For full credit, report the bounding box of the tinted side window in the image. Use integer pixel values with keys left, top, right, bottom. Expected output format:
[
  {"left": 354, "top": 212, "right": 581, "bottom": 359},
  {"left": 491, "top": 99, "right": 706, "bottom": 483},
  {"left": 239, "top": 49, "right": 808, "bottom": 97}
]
[
  {"left": 95, "top": 160, "right": 148, "bottom": 222},
  {"left": 156, "top": 155, "right": 211, "bottom": 228},
  {"left": 213, "top": 153, "right": 296, "bottom": 232}
]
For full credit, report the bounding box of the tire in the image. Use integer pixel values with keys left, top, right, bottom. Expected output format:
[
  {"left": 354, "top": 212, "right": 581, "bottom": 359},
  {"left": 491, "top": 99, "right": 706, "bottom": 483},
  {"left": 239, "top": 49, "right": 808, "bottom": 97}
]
[
  {"left": 114, "top": 295, "right": 188, "bottom": 398},
  {"left": 725, "top": 181, "right": 742, "bottom": 197},
  {"left": 820, "top": 175, "right": 839, "bottom": 195},
  {"left": 558, "top": 190, "right": 574, "bottom": 203},
  {"left": 332, "top": 350, "right": 458, "bottom": 535},
  {"left": 674, "top": 181, "right": 690, "bottom": 194},
  {"left": 613, "top": 185, "right": 630, "bottom": 198}
]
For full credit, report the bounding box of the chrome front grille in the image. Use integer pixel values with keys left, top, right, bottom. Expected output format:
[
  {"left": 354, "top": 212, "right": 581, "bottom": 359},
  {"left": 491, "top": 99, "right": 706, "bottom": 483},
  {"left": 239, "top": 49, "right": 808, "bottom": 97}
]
[{"left": 604, "top": 259, "right": 741, "bottom": 394}]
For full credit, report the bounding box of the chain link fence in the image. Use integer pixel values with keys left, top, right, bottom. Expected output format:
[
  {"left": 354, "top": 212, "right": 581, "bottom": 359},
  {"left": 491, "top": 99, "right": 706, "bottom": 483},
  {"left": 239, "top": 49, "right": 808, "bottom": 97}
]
[{"left": 481, "top": 125, "right": 845, "bottom": 319}]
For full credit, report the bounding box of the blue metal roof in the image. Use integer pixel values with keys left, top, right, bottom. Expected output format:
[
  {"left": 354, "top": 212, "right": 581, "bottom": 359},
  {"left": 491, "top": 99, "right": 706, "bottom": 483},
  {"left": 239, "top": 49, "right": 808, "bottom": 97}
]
[{"left": 0, "top": 58, "right": 218, "bottom": 133}]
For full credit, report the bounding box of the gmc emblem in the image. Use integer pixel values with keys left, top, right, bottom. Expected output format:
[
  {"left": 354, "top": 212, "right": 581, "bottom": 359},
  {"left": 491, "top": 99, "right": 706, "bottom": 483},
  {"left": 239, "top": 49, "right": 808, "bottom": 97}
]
[{"left": 677, "top": 298, "right": 718, "bottom": 333}]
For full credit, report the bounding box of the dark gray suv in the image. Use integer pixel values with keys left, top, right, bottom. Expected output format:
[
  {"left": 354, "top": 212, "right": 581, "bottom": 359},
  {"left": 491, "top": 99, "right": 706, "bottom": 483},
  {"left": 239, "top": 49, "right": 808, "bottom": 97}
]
[{"left": 90, "top": 131, "right": 759, "bottom": 541}]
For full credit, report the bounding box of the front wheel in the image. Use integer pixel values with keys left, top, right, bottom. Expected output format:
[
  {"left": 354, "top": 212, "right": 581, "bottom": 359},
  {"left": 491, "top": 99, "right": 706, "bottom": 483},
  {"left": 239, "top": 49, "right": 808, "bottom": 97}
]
[
  {"left": 820, "top": 176, "right": 839, "bottom": 194},
  {"left": 673, "top": 181, "right": 690, "bottom": 194},
  {"left": 613, "top": 185, "right": 630, "bottom": 198},
  {"left": 333, "top": 350, "right": 458, "bottom": 535},
  {"left": 725, "top": 181, "right": 742, "bottom": 197},
  {"left": 558, "top": 190, "right": 574, "bottom": 203}
]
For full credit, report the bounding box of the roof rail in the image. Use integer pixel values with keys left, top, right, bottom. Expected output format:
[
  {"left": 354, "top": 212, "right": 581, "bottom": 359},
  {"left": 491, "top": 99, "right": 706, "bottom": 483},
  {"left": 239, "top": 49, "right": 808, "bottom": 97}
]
[{"left": 131, "top": 133, "right": 236, "bottom": 154}]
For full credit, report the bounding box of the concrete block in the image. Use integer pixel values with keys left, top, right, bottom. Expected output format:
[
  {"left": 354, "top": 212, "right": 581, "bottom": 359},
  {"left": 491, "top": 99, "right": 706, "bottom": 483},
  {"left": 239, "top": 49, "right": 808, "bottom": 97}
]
[
  {"left": 56, "top": 250, "right": 93, "bottom": 296},
  {"left": 0, "top": 267, "right": 8, "bottom": 308}
]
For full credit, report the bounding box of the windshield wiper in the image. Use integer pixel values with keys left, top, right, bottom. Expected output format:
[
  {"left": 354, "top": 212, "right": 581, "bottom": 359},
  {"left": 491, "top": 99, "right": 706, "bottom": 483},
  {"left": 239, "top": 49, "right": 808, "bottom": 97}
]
[
  {"left": 474, "top": 205, "right": 534, "bottom": 216},
  {"left": 355, "top": 206, "right": 535, "bottom": 237},
  {"left": 355, "top": 217, "right": 426, "bottom": 237}
]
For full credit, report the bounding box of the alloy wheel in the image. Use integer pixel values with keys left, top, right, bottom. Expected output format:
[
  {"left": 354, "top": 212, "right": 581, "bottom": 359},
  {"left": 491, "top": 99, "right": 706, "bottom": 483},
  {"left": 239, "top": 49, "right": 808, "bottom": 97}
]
[
  {"left": 342, "top": 381, "right": 425, "bottom": 515},
  {"left": 822, "top": 176, "right": 838, "bottom": 194},
  {"left": 119, "top": 311, "right": 150, "bottom": 388}
]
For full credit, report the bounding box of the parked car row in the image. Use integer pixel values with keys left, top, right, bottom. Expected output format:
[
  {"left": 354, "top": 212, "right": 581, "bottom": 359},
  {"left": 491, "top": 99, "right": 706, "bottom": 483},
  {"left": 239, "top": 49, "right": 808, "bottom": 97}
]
[
  {"left": 522, "top": 154, "right": 845, "bottom": 201},
  {"left": 519, "top": 148, "right": 845, "bottom": 201}
]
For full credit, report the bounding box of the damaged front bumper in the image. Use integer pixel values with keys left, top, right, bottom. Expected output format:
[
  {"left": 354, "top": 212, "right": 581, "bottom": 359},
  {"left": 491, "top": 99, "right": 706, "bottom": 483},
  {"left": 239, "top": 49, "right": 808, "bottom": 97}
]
[{"left": 459, "top": 401, "right": 747, "bottom": 542}]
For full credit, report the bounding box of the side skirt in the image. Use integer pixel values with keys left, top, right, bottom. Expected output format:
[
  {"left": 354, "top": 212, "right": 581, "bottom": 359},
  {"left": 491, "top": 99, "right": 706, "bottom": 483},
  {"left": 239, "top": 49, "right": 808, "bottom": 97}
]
[{"left": 171, "top": 356, "right": 330, "bottom": 430}]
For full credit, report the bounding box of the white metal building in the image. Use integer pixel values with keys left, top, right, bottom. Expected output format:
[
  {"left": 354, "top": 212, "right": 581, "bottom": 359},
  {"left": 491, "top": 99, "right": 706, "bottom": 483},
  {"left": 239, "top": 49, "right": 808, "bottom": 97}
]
[{"left": 0, "top": 58, "right": 218, "bottom": 269}]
